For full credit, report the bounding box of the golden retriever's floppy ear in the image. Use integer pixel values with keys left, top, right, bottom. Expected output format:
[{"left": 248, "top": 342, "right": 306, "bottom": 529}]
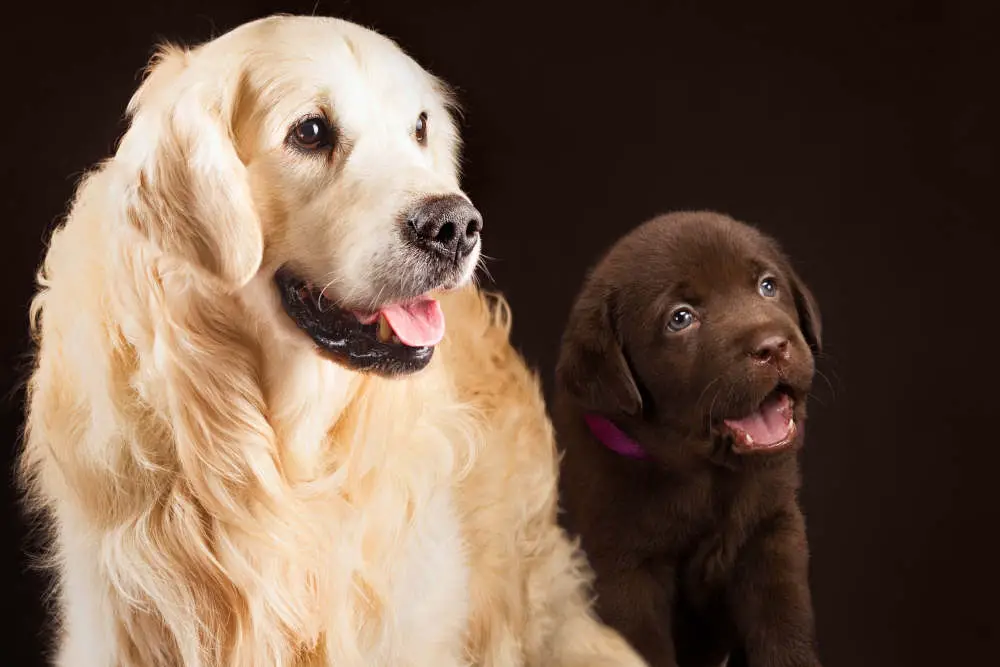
[
  {"left": 556, "top": 285, "right": 642, "bottom": 416},
  {"left": 117, "top": 44, "right": 262, "bottom": 288}
]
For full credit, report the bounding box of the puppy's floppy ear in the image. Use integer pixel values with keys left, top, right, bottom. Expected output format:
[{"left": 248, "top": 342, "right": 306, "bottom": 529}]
[
  {"left": 116, "top": 44, "right": 263, "bottom": 288},
  {"left": 788, "top": 265, "right": 823, "bottom": 354},
  {"left": 556, "top": 285, "right": 642, "bottom": 416}
]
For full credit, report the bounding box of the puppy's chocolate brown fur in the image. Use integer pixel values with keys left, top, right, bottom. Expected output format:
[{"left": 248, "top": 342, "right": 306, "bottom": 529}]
[{"left": 554, "top": 212, "right": 823, "bottom": 667}]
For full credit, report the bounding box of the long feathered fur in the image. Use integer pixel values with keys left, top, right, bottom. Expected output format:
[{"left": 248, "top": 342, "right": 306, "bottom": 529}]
[{"left": 19, "top": 14, "right": 647, "bottom": 667}]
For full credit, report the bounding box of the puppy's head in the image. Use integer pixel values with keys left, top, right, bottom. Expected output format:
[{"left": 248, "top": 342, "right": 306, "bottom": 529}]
[
  {"left": 115, "top": 16, "right": 479, "bottom": 375},
  {"left": 557, "top": 212, "right": 822, "bottom": 457}
]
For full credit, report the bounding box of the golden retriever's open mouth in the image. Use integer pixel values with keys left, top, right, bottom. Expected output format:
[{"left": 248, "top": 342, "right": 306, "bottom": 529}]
[
  {"left": 275, "top": 268, "right": 444, "bottom": 376},
  {"left": 723, "top": 388, "right": 798, "bottom": 454}
]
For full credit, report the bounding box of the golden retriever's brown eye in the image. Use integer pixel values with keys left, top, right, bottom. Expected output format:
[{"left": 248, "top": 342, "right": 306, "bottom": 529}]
[
  {"left": 759, "top": 277, "right": 778, "bottom": 298},
  {"left": 289, "top": 116, "right": 333, "bottom": 151},
  {"left": 667, "top": 306, "right": 697, "bottom": 333},
  {"left": 415, "top": 112, "right": 428, "bottom": 145}
]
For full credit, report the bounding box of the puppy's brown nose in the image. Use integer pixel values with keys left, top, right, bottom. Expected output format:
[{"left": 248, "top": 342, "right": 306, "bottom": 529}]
[
  {"left": 750, "top": 335, "right": 791, "bottom": 364},
  {"left": 405, "top": 194, "right": 482, "bottom": 261}
]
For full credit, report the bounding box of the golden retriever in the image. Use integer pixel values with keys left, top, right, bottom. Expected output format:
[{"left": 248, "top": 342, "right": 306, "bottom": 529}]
[{"left": 19, "top": 14, "right": 647, "bottom": 667}]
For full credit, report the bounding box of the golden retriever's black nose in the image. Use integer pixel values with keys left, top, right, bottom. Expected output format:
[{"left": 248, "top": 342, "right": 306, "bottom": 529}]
[
  {"left": 406, "top": 194, "right": 482, "bottom": 261},
  {"left": 751, "top": 334, "right": 791, "bottom": 364}
]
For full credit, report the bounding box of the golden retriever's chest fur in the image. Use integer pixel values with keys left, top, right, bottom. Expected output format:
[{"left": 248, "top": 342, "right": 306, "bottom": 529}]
[
  {"left": 251, "top": 346, "right": 476, "bottom": 666},
  {"left": 372, "top": 487, "right": 470, "bottom": 665},
  {"left": 295, "top": 483, "right": 471, "bottom": 667}
]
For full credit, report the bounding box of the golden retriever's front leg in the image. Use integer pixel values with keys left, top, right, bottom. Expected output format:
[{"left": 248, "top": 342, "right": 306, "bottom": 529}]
[
  {"left": 53, "top": 554, "right": 120, "bottom": 667},
  {"left": 50, "top": 515, "right": 170, "bottom": 667},
  {"left": 523, "top": 526, "right": 648, "bottom": 667}
]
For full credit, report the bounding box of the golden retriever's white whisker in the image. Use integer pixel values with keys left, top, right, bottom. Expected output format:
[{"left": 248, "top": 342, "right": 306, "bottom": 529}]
[
  {"left": 316, "top": 276, "right": 344, "bottom": 311},
  {"left": 366, "top": 284, "right": 387, "bottom": 313},
  {"left": 475, "top": 256, "right": 495, "bottom": 285}
]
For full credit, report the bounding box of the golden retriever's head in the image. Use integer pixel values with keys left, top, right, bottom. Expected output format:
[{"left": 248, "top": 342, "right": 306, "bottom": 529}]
[{"left": 115, "top": 15, "right": 479, "bottom": 375}]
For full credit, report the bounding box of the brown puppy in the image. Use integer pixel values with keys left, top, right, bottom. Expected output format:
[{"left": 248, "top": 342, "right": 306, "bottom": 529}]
[{"left": 554, "top": 211, "right": 823, "bottom": 667}]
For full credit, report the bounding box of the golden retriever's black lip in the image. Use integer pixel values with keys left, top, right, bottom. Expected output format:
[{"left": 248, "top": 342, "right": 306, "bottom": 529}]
[{"left": 274, "top": 268, "right": 434, "bottom": 377}]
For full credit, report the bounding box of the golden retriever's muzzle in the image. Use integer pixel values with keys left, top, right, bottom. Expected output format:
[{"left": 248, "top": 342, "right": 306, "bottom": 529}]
[
  {"left": 275, "top": 268, "right": 435, "bottom": 376},
  {"left": 275, "top": 196, "right": 483, "bottom": 378}
]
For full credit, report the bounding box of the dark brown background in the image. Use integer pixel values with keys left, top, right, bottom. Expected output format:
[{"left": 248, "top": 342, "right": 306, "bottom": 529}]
[{"left": 1, "top": 1, "right": 996, "bottom": 665}]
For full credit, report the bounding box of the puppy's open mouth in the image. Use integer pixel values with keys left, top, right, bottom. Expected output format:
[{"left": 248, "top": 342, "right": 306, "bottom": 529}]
[
  {"left": 723, "top": 388, "right": 798, "bottom": 454},
  {"left": 275, "top": 268, "right": 445, "bottom": 376}
]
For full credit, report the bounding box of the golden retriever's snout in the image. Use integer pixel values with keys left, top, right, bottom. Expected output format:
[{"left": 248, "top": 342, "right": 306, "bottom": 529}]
[{"left": 404, "top": 194, "right": 483, "bottom": 263}]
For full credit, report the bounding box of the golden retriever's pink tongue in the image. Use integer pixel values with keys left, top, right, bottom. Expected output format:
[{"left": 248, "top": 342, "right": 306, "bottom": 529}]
[
  {"left": 380, "top": 298, "right": 445, "bottom": 347},
  {"left": 724, "top": 393, "right": 793, "bottom": 447}
]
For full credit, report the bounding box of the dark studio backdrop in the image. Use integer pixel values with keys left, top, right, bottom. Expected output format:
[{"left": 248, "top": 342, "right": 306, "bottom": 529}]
[{"left": 1, "top": 1, "right": 996, "bottom": 665}]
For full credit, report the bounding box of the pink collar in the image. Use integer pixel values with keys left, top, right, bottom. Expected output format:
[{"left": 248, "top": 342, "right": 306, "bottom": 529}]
[{"left": 583, "top": 413, "right": 649, "bottom": 460}]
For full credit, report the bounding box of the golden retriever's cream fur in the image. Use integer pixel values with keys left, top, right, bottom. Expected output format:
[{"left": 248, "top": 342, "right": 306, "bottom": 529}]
[{"left": 19, "top": 14, "right": 646, "bottom": 667}]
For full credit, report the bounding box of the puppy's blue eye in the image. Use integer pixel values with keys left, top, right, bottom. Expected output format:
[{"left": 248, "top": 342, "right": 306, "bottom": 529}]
[
  {"left": 759, "top": 277, "right": 778, "bottom": 298},
  {"left": 667, "top": 307, "right": 696, "bottom": 332}
]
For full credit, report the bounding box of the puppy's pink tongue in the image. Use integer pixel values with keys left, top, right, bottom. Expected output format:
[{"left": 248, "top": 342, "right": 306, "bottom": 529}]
[
  {"left": 724, "top": 392, "right": 794, "bottom": 448},
  {"left": 380, "top": 298, "right": 445, "bottom": 347}
]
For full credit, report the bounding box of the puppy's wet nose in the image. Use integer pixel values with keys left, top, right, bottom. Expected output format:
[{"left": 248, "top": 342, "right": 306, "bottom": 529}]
[
  {"left": 751, "top": 335, "right": 791, "bottom": 364},
  {"left": 405, "top": 194, "right": 482, "bottom": 261}
]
